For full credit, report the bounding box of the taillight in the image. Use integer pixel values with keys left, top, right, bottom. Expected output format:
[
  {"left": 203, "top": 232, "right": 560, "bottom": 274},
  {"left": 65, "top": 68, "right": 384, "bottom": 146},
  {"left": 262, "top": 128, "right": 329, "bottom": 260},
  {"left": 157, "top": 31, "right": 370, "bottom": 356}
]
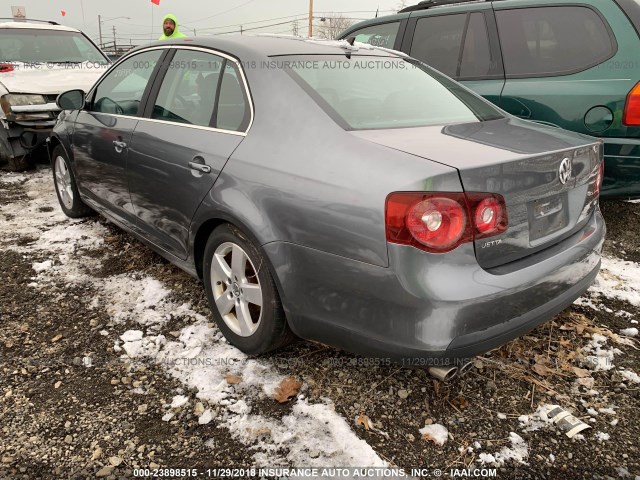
[
  {"left": 623, "top": 81, "right": 640, "bottom": 126},
  {"left": 0, "top": 63, "right": 14, "bottom": 73},
  {"left": 594, "top": 160, "right": 605, "bottom": 199},
  {"left": 385, "top": 192, "right": 507, "bottom": 253}
]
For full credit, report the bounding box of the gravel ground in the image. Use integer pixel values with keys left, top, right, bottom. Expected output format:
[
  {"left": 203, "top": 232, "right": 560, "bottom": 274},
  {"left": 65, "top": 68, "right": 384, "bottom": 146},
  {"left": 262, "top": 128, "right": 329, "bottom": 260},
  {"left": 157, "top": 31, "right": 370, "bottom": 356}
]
[{"left": 1, "top": 167, "right": 639, "bottom": 480}]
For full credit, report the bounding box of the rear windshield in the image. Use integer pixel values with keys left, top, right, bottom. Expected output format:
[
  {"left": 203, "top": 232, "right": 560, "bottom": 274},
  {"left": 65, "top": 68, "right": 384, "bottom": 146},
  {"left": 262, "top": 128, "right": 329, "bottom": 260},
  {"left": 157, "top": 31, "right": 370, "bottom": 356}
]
[
  {"left": 284, "top": 55, "right": 503, "bottom": 130},
  {"left": 0, "top": 28, "right": 108, "bottom": 64}
]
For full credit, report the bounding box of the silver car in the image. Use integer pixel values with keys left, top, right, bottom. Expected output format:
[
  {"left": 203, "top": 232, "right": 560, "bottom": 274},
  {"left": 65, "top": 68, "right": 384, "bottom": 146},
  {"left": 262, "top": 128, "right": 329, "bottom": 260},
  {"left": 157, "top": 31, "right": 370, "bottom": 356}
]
[{"left": 50, "top": 36, "right": 605, "bottom": 364}]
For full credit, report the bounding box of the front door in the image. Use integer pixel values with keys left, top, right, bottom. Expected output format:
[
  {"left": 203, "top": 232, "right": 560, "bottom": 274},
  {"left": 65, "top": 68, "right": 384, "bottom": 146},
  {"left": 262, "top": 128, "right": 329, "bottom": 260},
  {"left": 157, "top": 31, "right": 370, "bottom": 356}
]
[
  {"left": 73, "top": 49, "right": 164, "bottom": 225},
  {"left": 127, "top": 48, "right": 251, "bottom": 259}
]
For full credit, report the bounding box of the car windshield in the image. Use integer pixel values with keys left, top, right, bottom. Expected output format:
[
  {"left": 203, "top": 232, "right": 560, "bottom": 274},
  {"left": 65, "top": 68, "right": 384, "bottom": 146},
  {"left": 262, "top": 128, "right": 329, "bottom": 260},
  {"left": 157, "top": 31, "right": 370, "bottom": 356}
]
[
  {"left": 0, "top": 28, "right": 108, "bottom": 64},
  {"left": 285, "top": 55, "right": 504, "bottom": 130}
]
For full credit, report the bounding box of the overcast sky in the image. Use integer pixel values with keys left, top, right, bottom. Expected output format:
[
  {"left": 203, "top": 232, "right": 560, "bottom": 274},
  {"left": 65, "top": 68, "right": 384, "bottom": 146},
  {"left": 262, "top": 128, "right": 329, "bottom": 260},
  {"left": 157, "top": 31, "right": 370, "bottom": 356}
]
[{"left": 6, "top": 0, "right": 406, "bottom": 45}]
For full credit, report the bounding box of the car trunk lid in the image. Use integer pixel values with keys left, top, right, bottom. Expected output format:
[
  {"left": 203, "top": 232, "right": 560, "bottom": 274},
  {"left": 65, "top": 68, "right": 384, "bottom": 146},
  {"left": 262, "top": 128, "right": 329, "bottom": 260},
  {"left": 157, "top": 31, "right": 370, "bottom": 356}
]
[{"left": 351, "top": 117, "right": 602, "bottom": 268}]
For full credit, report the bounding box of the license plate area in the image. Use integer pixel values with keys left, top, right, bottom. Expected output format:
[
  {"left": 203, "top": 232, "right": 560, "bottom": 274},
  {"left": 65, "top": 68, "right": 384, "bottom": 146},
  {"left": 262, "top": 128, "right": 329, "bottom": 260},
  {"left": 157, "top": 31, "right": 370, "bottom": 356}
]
[{"left": 528, "top": 194, "right": 568, "bottom": 242}]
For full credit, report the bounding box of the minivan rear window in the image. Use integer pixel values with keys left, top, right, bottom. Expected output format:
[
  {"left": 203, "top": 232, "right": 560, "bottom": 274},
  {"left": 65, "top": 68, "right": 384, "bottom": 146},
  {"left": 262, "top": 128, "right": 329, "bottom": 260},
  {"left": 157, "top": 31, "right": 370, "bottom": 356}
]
[
  {"left": 285, "top": 55, "right": 503, "bottom": 130},
  {"left": 496, "top": 6, "right": 616, "bottom": 77}
]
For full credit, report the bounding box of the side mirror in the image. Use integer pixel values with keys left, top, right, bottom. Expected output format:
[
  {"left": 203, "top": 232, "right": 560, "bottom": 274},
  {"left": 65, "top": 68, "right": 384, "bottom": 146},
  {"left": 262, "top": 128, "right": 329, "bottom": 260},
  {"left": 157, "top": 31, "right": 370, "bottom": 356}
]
[{"left": 56, "top": 89, "right": 86, "bottom": 110}]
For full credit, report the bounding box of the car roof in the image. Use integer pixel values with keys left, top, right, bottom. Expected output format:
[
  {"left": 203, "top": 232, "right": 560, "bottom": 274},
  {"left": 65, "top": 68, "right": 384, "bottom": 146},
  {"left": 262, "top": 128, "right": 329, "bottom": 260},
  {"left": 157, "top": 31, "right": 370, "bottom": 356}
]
[
  {"left": 136, "top": 35, "right": 403, "bottom": 61},
  {"left": 0, "top": 20, "right": 79, "bottom": 32}
]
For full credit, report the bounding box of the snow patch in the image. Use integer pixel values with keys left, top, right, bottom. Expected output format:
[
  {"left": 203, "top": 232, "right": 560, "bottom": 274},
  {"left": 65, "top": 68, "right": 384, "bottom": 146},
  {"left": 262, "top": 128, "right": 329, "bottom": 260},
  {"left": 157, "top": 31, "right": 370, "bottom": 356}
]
[
  {"left": 418, "top": 424, "right": 448, "bottom": 446},
  {"left": 620, "top": 327, "right": 638, "bottom": 337},
  {"left": 620, "top": 369, "right": 640, "bottom": 384},
  {"left": 494, "top": 432, "right": 528, "bottom": 465}
]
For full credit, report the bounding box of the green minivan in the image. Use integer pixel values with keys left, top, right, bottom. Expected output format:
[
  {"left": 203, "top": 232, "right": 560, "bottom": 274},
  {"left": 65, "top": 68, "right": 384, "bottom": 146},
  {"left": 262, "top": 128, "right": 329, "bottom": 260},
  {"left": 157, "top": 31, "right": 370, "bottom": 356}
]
[{"left": 340, "top": 0, "right": 640, "bottom": 198}]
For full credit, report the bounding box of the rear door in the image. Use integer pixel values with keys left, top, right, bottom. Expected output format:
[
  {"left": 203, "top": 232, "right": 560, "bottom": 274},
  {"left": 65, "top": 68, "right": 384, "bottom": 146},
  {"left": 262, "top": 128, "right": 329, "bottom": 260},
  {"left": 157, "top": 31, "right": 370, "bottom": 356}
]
[
  {"left": 494, "top": 3, "right": 619, "bottom": 130},
  {"left": 127, "top": 47, "right": 252, "bottom": 260},
  {"left": 404, "top": 3, "right": 505, "bottom": 104}
]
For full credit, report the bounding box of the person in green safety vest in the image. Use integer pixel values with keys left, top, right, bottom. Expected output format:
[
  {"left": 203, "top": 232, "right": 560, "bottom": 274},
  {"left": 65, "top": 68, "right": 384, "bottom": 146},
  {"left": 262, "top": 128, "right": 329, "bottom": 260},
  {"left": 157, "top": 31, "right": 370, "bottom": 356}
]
[{"left": 158, "top": 14, "right": 187, "bottom": 40}]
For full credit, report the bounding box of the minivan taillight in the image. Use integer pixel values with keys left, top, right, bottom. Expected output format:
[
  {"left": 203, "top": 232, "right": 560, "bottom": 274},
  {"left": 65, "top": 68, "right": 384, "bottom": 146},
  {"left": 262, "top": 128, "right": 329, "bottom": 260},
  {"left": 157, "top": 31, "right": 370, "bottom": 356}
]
[
  {"left": 623, "top": 81, "right": 640, "bottom": 126},
  {"left": 385, "top": 192, "right": 508, "bottom": 253}
]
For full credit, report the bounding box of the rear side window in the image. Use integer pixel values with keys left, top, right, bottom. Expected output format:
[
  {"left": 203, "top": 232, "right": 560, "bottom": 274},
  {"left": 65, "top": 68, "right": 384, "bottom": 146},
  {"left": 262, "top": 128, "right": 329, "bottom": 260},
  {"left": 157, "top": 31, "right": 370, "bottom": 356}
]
[
  {"left": 152, "top": 49, "right": 224, "bottom": 127},
  {"left": 347, "top": 22, "right": 401, "bottom": 49},
  {"left": 496, "top": 6, "right": 616, "bottom": 77},
  {"left": 286, "top": 55, "right": 503, "bottom": 130},
  {"left": 409, "top": 12, "right": 492, "bottom": 79},
  {"left": 410, "top": 14, "right": 466, "bottom": 77},
  {"left": 215, "top": 63, "right": 250, "bottom": 132}
]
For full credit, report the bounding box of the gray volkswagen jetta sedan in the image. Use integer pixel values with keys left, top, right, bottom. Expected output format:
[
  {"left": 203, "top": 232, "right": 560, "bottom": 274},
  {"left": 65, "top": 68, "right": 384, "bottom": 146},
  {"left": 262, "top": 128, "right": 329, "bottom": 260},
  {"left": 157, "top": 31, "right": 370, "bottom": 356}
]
[{"left": 49, "top": 36, "right": 605, "bottom": 364}]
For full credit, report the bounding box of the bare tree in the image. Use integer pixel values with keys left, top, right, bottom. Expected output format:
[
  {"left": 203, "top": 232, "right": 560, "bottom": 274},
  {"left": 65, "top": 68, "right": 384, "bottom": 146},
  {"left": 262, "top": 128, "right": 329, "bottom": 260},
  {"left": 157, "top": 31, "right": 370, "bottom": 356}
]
[
  {"left": 396, "top": 0, "right": 409, "bottom": 12},
  {"left": 316, "top": 14, "right": 354, "bottom": 40}
]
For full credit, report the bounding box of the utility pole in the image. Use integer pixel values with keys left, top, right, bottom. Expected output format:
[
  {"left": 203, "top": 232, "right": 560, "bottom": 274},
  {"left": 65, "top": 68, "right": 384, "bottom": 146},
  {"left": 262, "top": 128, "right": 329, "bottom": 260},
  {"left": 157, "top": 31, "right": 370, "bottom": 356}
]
[
  {"left": 308, "top": 0, "right": 313, "bottom": 37},
  {"left": 292, "top": 19, "right": 299, "bottom": 36},
  {"left": 240, "top": 25, "right": 243, "bottom": 35},
  {"left": 193, "top": 28, "right": 197, "bottom": 36},
  {"left": 112, "top": 26, "right": 117, "bottom": 55},
  {"left": 98, "top": 14, "right": 102, "bottom": 48}
]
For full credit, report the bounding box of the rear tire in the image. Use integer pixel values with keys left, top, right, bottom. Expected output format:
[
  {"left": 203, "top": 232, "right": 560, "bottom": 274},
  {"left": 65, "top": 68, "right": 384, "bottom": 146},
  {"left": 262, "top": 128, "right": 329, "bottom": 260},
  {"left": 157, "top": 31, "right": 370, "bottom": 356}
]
[
  {"left": 203, "top": 223, "right": 294, "bottom": 354},
  {"left": 52, "top": 145, "right": 93, "bottom": 218}
]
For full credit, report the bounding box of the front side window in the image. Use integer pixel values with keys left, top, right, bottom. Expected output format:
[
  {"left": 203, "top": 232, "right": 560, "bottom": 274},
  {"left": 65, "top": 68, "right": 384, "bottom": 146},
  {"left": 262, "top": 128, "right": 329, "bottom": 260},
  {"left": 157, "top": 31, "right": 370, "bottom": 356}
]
[
  {"left": 91, "top": 49, "right": 162, "bottom": 115},
  {"left": 287, "top": 55, "right": 503, "bottom": 130},
  {"left": 152, "top": 50, "right": 224, "bottom": 127},
  {"left": 0, "top": 28, "right": 108, "bottom": 64},
  {"left": 496, "top": 6, "right": 615, "bottom": 77},
  {"left": 347, "top": 22, "right": 401, "bottom": 49}
]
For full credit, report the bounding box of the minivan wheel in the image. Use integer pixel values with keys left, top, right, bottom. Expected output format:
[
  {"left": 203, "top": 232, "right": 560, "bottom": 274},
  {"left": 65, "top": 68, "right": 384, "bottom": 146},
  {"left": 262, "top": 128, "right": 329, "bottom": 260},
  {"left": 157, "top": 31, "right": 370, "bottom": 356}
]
[
  {"left": 52, "top": 146, "right": 93, "bottom": 218},
  {"left": 203, "top": 224, "right": 294, "bottom": 354}
]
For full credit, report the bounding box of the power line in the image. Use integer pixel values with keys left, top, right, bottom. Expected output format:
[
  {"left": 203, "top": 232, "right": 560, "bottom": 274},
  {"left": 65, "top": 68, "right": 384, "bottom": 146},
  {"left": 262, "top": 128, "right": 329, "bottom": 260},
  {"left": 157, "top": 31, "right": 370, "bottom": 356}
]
[{"left": 184, "top": 0, "right": 259, "bottom": 25}]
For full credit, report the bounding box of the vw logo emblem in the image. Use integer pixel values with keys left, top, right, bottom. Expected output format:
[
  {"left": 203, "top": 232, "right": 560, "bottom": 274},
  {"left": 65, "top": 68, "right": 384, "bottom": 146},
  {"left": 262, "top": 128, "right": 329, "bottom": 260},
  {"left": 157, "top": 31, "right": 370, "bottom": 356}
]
[{"left": 558, "top": 157, "right": 572, "bottom": 185}]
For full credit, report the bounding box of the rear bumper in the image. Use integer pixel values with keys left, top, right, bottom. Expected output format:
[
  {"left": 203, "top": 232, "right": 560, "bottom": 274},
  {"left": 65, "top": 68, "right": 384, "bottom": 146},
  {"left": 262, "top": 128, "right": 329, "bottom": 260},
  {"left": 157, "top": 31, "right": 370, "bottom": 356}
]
[
  {"left": 602, "top": 138, "right": 640, "bottom": 199},
  {"left": 265, "top": 208, "right": 605, "bottom": 362}
]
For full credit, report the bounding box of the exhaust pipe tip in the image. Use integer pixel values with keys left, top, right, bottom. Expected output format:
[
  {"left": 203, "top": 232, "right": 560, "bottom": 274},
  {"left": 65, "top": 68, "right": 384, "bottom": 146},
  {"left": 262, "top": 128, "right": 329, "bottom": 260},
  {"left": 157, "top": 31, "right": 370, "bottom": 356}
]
[
  {"left": 428, "top": 366, "right": 458, "bottom": 382},
  {"left": 457, "top": 360, "right": 474, "bottom": 377}
]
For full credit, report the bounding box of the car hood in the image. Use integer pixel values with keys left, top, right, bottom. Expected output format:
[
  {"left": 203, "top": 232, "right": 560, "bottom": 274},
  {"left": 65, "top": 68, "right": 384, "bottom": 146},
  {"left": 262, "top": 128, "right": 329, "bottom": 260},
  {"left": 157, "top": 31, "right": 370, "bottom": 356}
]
[{"left": 0, "top": 62, "right": 108, "bottom": 95}]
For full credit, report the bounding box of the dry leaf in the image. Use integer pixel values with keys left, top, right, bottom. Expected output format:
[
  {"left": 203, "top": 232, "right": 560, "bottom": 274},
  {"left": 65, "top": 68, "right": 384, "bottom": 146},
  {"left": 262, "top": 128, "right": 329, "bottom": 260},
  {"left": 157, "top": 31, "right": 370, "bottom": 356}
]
[
  {"left": 577, "top": 377, "right": 595, "bottom": 389},
  {"left": 575, "top": 325, "right": 585, "bottom": 335},
  {"left": 356, "top": 414, "right": 371, "bottom": 431},
  {"left": 532, "top": 363, "right": 549, "bottom": 376},
  {"left": 224, "top": 374, "right": 241, "bottom": 385},
  {"left": 559, "top": 324, "right": 575, "bottom": 331},
  {"left": 559, "top": 337, "right": 571, "bottom": 347},
  {"left": 534, "top": 354, "right": 549, "bottom": 365},
  {"left": 273, "top": 377, "right": 302, "bottom": 403},
  {"left": 51, "top": 334, "right": 63, "bottom": 343},
  {"left": 247, "top": 427, "right": 271, "bottom": 439},
  {"left": 451, "top": 397, "right": 469, "bottom": 409},
  {"left": 572, "top": 367, "right": 591, "bottom": 378},
  {"left": 432, "top": 379, "right": 441, "bottom": 396}
]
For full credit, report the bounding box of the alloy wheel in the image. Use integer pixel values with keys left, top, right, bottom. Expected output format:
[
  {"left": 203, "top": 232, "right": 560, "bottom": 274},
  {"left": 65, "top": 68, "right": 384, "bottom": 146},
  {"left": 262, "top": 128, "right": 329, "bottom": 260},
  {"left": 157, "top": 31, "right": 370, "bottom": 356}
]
[{"left": 210, "top": 241, "right": 263, "bottom": 337}]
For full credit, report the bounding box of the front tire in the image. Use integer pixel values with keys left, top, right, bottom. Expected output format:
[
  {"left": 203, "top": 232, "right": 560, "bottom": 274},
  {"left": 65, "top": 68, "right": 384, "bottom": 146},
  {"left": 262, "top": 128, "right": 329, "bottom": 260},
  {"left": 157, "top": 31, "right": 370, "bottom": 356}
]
[
  {"left": 203, "top": 223, "right": 294, "bottom": 354},
  {"left": 52, "top": 145, "right": 93, "bottom": 218}
]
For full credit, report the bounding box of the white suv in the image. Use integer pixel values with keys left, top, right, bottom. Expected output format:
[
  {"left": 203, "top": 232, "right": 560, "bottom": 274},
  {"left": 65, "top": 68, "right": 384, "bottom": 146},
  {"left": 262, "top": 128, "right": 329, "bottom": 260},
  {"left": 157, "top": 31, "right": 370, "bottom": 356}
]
[{"left": 0, "top": 20, "right": 110, "bottom": 170}]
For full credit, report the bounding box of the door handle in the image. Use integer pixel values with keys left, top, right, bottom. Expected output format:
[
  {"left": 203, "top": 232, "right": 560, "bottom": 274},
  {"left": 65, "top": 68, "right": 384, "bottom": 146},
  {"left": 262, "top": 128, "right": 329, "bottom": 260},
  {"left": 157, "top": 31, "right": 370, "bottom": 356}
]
[
  {"left": 112, "top": 140, "right": 127, "bottom": 153},
  {"left": 189, "top": 157, "right": 211, "bottom": 174}
]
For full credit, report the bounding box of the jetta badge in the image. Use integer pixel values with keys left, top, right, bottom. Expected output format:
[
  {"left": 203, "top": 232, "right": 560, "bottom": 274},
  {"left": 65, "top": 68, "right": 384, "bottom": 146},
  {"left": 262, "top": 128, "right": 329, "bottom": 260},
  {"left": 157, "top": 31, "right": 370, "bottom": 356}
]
[{"left": 558, "top": 157, "right": 572, "bottom": 185}]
